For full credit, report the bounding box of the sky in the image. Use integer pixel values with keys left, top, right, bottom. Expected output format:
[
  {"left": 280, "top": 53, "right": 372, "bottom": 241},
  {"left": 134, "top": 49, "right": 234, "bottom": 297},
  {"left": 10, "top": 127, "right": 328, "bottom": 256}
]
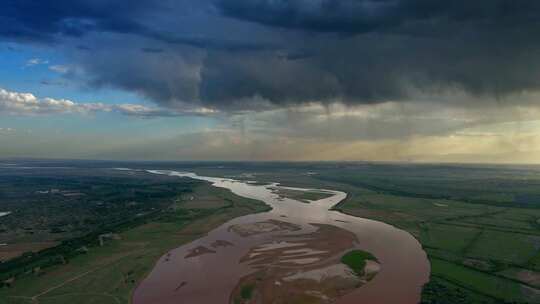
[{"left": 1, "top": 0, "right": 540, "bottom": 163}]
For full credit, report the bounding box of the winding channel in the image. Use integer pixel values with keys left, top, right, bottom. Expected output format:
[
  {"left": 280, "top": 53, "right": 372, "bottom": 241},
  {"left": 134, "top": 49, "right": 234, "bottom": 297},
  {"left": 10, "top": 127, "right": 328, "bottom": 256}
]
[{"left": 132, "top": 170, "right": 430, "bottom": 304}]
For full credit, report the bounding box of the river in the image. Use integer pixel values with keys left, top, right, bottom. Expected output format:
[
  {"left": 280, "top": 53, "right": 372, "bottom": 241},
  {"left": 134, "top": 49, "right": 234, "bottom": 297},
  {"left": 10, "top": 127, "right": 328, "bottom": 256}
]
[{"left": 132, "top": 170, "right": 430, "bottom": 304}]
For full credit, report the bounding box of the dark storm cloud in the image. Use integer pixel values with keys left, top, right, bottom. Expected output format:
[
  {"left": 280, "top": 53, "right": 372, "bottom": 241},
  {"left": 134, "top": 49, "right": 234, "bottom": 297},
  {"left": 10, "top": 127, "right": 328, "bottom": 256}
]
[
  {"left": 217, "top": 0, "right": 540, "bottom": 34},
  {"left": 204, "top": 0, "right": 540, "bottom": 106},
  {"left": 141, "top": 47, "right": 164, "bottom": 54},
  {"left": 78, "top": 45, "right": 204, "bottom": 105},
  {"left": 0, "top": 0, "right": 274, "bottom": 52},
  {"left": 140, "top": 32, "right": 278, "bottom": 52},
  {"left": 3, "top": 0, "right": 540, "bottom": 109},
  {"left": 277, "top": 50, "right": 314, "bottom": 61},
  {"left": 0, "top": 0, "right": 155, "bottom": 42}
]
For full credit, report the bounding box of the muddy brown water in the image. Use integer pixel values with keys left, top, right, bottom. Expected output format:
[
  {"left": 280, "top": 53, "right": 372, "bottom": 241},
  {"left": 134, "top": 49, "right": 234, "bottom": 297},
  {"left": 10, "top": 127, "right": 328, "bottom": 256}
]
[{"left": 132, "top": 170, "right": 430, "bottom": 304}]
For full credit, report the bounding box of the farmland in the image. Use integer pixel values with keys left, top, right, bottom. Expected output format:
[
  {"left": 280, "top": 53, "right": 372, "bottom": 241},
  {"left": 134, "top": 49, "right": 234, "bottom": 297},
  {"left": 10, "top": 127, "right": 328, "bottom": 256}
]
[{"left": 2, "top": 161, "right": 540, "bottom": 303}]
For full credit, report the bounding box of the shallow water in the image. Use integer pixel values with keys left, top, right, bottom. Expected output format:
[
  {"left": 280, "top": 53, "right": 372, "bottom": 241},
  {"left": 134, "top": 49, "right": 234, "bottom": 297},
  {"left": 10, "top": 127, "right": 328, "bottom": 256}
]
[{"left": 132, "top": 170, "right": 430, "bottom": 304}]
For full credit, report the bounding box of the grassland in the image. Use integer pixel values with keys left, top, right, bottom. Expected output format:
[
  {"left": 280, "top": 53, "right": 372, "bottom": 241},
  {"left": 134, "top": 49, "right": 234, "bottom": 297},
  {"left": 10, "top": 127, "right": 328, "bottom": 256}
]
[
  {"left": 271, "top": 187, "right": 334, "bottom": 203},
  {"left": 340, "top": 250, "right": 378, "bottom": 276},
  {"left": 318, "top": 165, "right": 540, "bottom": 304},
  {"left": 0, "top": 168, "right": 269, "bottom": 304}
]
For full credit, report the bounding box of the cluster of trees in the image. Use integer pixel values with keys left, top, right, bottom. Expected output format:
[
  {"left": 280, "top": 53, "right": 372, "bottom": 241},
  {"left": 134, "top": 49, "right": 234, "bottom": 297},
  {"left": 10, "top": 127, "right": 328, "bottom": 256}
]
[
  {"left": 0, "top": 208, "right": 162, "bottom": 286},
  {"left": 421, "top": 278, "right": 527, "bottom": 304}
]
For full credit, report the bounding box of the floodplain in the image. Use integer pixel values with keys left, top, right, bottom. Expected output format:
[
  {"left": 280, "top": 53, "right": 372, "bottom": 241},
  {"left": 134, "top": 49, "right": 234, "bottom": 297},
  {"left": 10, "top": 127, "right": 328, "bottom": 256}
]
[{"left": 2, "top": 161, "right": 540, "bottom": 303}]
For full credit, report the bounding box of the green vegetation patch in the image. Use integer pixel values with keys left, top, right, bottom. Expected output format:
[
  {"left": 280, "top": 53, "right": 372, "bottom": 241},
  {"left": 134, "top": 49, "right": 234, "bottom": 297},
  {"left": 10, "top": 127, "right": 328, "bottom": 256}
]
[
  {"left": 467, "top": 230, "right": 540, "bottom": 265},
  {"left": 430, "top": 258, "right": 523, "bottom": 303},
  {"left": 273, "top": 187, "right": 333, "bottom": 203},
  {"left": 240, "top": 284, "right": 255, "bottom": 299},
  {"left": 341, "top": 250, "right": 378, "bottom": 276},
  {"left": 419, "top": 223, "right": 482, "bottom": 254},
  {"left": 421, "top": 276, "right": 499, "bottom": 304}
]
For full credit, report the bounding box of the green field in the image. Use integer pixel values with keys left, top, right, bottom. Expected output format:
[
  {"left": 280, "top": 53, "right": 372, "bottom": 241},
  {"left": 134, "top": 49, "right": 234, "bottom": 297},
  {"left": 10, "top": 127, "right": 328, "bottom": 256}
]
[
  {"left": 315, "top": 165, "right": 540, "bottom": 304},
  {"left": 341, "top": 250, "right": 378, "bottom": 276}
]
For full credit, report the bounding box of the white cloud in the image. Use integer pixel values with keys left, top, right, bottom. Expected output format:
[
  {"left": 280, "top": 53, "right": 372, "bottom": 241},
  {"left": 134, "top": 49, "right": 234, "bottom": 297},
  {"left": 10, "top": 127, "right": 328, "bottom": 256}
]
[
  {"left": 0, "top": 88, "right": 96, "bottom": 115},
  {"left": 0, "top": 87, "right": 217, "bottom": 117},
  {"left": 48, "top": 65, "right": 70, "bottom": 73},
  {"left": 25, "top": 58, "right": 48, "bottom": 67}
]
